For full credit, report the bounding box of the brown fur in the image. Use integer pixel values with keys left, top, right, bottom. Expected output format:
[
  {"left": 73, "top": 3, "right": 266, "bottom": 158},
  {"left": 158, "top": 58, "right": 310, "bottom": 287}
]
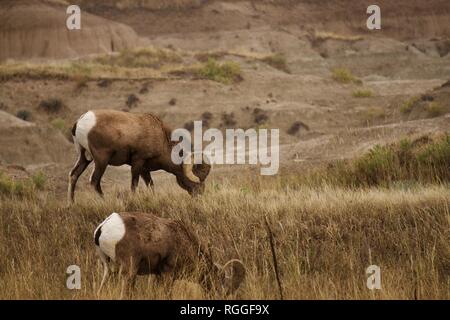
[
  {"left": 98, "top": 212, "right": 245, "bottom": 296},
  {"left": 68, "top": 110, "right": 210, "bottom": 201}
]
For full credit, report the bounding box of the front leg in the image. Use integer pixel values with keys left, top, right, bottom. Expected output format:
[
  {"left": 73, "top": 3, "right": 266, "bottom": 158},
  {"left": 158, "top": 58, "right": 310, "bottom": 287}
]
[
  {"left": 140, "top": 171, "right": 154, "bottom": 189},
  {"left": 130, "top": 159, "right": 145, "bottom": 192}
]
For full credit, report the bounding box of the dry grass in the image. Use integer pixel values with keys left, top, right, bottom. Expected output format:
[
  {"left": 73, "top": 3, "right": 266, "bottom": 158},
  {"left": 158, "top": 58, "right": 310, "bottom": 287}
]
[
  {"left": 400, "top": 96, "right": 421, "bottom": 114},
  {"left": 0, "top": 176, "right": 448, "bottom": 299},
  {"left": 0, "top": 47, "right": 186, "bottom": 81},
  {"left": 261, "top": 54, "right": 290, "bottom": 73},
  {"left": 0, "top": 49, "right": 245, "bottom": 83},
  {"left": 362, "top": 107, "right": 386, "bottom": 124},
  {"left": 353, "top": 89, "right": 374, "bottom": 98},
  {"left": 196, "top": 59, "right": 242, "bottom": 84},
  {"left": 0, "top": 135, "right": 448, "bottom": 300},
  {"left": 0, "top": 61, "right": 172, "bottom": 81},
  {"left": 426, "top": 102, "right": 446, "bottom": 118},
  {"left": 289, "top": 135, "right": 450, "bottom": 188},
  {"left": 94, "top": 48, "right": 182, "bottom": 69},
  {"left": 314, "top": 31, "right": 363, "bottom": 42},
  {"left": 331, "top": 68, "right": 361, "bottom": 84}
]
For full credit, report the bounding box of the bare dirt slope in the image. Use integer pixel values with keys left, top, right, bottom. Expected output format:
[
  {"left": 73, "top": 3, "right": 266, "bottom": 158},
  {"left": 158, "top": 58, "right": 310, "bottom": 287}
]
[
  {"left": 0, "top": 0, "right": 142, "bottom": 61},
  {"left": 0, "top": 0, "right": 449, "bottom": 196},
  {"left": 82, "top": 0, "right": 450, "bottom": 40}
]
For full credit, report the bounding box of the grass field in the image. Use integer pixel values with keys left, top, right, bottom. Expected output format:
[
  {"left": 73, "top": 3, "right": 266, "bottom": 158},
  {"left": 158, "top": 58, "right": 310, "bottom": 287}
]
[
  {"left": 0, "top": 135, "right": 449, "bottom": 299},
  {"left": 0, "top": 175, "right": 448, "bottom": 299}
]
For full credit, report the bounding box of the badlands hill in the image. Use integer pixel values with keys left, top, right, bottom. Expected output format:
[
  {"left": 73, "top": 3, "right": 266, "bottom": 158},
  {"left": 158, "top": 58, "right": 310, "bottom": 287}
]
[{"left": 0, "top": 0, "right": 141, "bottom": 61}]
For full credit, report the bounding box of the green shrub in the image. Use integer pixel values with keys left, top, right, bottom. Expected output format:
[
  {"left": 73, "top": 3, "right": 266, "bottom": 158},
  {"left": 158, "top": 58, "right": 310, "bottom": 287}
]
[
  {"left": 51, "top": 118, "right": 66, "bottom": 131},
  {"left": 31, "top": 172, "right": 47, "bottom": 190},
  {"left": 197, "top": 59, "right": 241, "bottom": 84},
  {"left": 261, "top": 54, "right": 290, "bottom": 73},
  {"left": 0, "top": 171, "right": 47, "bottom": 197},
  {"left": 95, "top": 48, "right": 182, "bottom": 69},
  {"left": 318, "top": 135, "right": 450, "bottom": 187},
  {"left": 16, "top": 110, "right": 32, "bottom": 121},
  {"left": 363, "top": 107, "right": 386, "bottom": 123},
  {"left": 400, "top": 96, "right": 419, "bottom": 114},
  {"left": 0, "top": 172, "right": 27, "bottom": 196},
  {"left": 352, "top": 89, "right": 373, "bottom": 98},
  {"left": 331, "top": 68, "right": 359, "bottom": 84},
  {"left": 426, "top": 102, "right": 445, "bottom": 118}
]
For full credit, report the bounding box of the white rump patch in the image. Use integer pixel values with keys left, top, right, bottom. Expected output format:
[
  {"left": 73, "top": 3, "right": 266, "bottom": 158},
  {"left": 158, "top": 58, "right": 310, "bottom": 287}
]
[
  {"left": 95, "top": 212, "right": 126, "bottom": 262},
  {"left": 74, "top": 111, "right": 96, "bottom": 160}
]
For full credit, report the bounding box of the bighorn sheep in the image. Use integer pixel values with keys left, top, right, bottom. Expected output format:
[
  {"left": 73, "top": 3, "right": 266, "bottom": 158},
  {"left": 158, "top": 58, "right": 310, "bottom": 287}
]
[
  {"left": 68, "top": 110, "right": 210, "bottom": 202},
  {"left": 94, "top": 212, "right": 246, "bottom": 296}
]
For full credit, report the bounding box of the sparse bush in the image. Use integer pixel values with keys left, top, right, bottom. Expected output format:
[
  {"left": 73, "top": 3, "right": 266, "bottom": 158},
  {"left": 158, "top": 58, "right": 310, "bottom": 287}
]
[
  {"left": 363, "top": 107, "right": 386, "bottom": 124},
  {"left": 194, "top": 52, "right": 226, "bottom": 63},
  {"left": 97, "top": 79, "right": 111, "bottom": 88},
  {"left": 426, "top": 102, "right": 445, "bottom": 118},
  {"left": 221, "top": 112, "right": 236, "bottom": 127},
  {"left": 319, "top": 135, "right": 450, "bottom": 187},
  {"left": 352, "top": 89, "right": 373, "bottom": 98},
  {"left": 16, "top": 110, "right": 32, "bottom": 121},
  {"left": 421, "top": 94, "right": 434, "bottom": 102},
  {"left": 201, "top": 111, "right": 213, "bottom": 127},
  {"left": 31, "top": 172, "right": 47, "bottom": 190},
  {"left": 38, "top": 98, "right": 64, "bottom": 113},
  {"left": 51, "top": 118, "right": 66, "bottom": 131},
  {"left": 253, "top": 108, "right": 269, "bottom": 125},
  {"left": 140, "top": 82, "right": 151, "bottom": 94},
  {"left": 201, "top": 111, "right": 213, "bottom": 121},
  {"left": 197, "top": 59, "right": 242, "bottom": 84},
  {"left": 331, "top": 68, "right": 359, "bottom": 84},
  {"left": 287, "top": 121, "right": 310, "bottom": 135},
  {"left": 416, "top": 135, "right": 450, "bottom": 180},
  {"left": 261, "top": 54, "right": 290, "bottom": 73},
  {"left": 184, "top": 121, "right": 194, "bottom": 132},
  {"left": 126, "top": 94, "right": 140, "bottom": 108},
  {"left": 400, "top": 96, "right": 420, "bottom": 114},
  {"left": 0, "top": 172, "right": 42, "bottom": 197},
  {"left": 0, "top": 170, "right": 47, "bottom": 196},
  {"left": 95, "top": 48, "right": 182, "bottom": 69},
  {"left": 169, "top": 98, "right": 177, "bottom": 106}
]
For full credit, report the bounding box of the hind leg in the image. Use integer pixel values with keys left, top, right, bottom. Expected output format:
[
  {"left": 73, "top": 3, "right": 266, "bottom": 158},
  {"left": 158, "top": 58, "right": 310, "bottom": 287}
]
[
  {"left": 96, "top": 247, "right": 110, "bottom": 295},
  {"left": 117, "top": 255, "right": 140, "bottom": 299},
  {"left": 68, "top": 148, "right": 91, "bottom": 203},
  {"left": 90, "top": 151, "right": 110, "bottom": 196}
]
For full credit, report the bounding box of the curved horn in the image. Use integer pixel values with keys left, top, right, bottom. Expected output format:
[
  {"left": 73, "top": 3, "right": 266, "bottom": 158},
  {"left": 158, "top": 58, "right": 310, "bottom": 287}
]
[
  {"left": 221, "top": 259, "right": 246, "bottom": 294},
  {"left": 183, "top": 153, "right": 200, "bottom": 183}
]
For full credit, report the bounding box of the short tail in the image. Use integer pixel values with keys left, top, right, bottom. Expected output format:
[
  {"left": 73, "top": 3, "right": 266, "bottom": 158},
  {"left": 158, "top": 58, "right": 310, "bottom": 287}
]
[
  {"left": 94, "top": 225, "right": 102, "bottom": 246},
  {"left": 70, "top": 121, "right": 77, "bottom": 144}
]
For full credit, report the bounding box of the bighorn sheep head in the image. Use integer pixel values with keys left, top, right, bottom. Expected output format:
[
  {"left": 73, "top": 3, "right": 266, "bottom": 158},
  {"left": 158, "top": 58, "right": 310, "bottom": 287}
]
[
  {"left": 216, "top": 259, "right": 246, "bottom": 295},
  {"left": 180, "top": 152, "right": 211, "bottom": 195}
]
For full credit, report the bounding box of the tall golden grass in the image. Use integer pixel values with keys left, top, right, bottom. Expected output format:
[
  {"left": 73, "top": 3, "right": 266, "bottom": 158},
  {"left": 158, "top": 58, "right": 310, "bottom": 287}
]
[{"left": 0, "top": 180, "right": 448, "bottom": 299}]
